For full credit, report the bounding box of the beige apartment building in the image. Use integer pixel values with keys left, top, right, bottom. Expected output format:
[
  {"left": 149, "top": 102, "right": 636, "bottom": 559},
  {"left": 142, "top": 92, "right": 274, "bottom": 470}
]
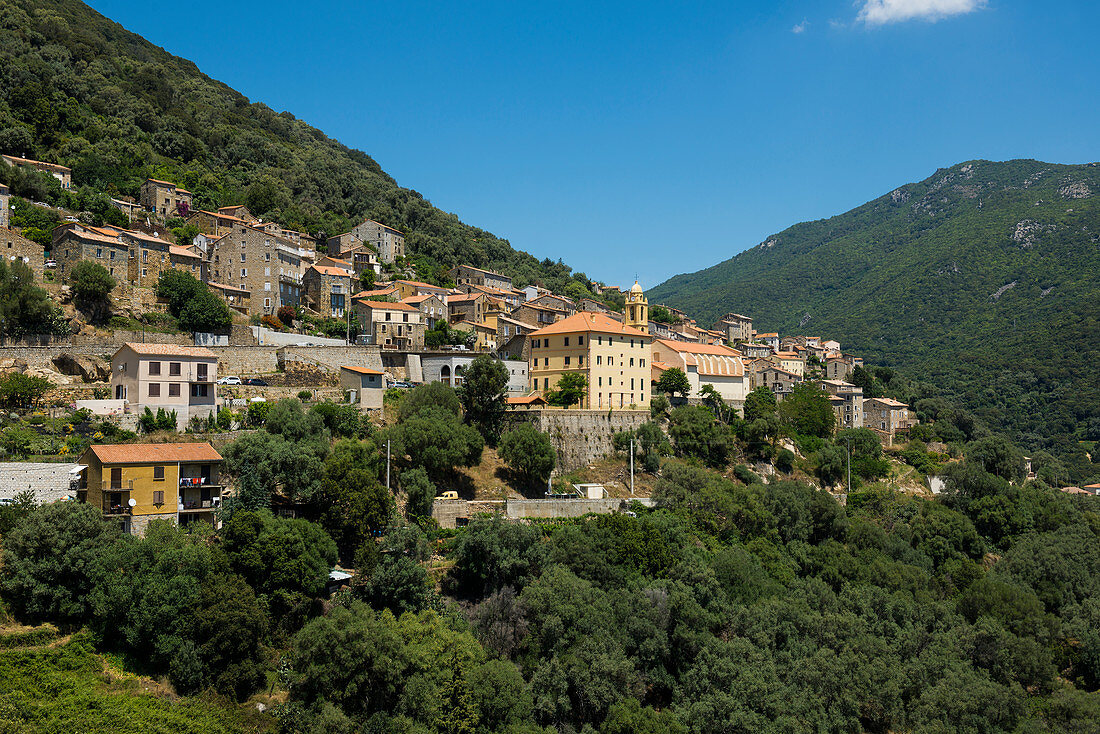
[
  {"left": 111, "top": 343, "right": 218, "bottom": 428},
  {"left": 208, "top": 221, "right": 302, "bottom": 315},
  {"left": 529, "top": 312, "right": 652, "bottom": 409},
  {"left": 140, "top": 178, "right": 193, "bottom": 218}
]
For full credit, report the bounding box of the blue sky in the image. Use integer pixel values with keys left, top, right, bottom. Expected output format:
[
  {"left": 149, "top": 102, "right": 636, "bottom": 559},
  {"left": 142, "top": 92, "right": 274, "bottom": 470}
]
[{"left": 87, "top": 0, "right": 1100, "bottom": 287}]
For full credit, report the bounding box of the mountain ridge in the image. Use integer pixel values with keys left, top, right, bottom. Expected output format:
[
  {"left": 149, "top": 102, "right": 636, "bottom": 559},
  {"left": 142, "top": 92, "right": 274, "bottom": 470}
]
[{"left": 649, "top": 158, "right": 1100, "bottom": 451}]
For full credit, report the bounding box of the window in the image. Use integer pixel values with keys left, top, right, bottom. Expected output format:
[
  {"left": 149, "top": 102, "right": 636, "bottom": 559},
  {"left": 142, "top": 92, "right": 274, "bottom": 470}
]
[
  {"left": 168, "top": 383, "right": 180, "bottom": 397},
  {"left": 608, "top": 337, "right": 613, "bottom": 346},
  {"left": 640, "top": 359, "right": 645, "bottom": 367},
  {"left": 153, "top": 490, "right": 164, "bottom": 505},
  {"left": 578, "top": 336, "right": 584, "bottom": 345},
  {"left": 596, "top": 356, "right": 602, "bottom": 365},
  {"left": 141, "top": 268, "right": 147, "bottom": 277},
  {"left": 148, "top": 383, "right": 160, "bottom": 397},
  {"left": 264, "top": 298, "right": 271, "bottom": 307},
  {"left": 544, "top": 378, "right": 549, "bottom": 390},
  {"left": 241, "top": 268, "right": 247, "bottom": 277},
  {"left": 197, "top": 363, "right": 208, "bottom": 379},
  {"left": 630, "top": 358, "right": 635, "bottom": 367},
  {"left": 564, "top": 337, "right": 570, "bottom": 346},
  {"left": 265, "top": 252, "right": 271, "bottom": 261},
  {"left": 95, "top": 247, "right": 102, "bottom": 258},
  {"left": 241, "top": 253, "right": 246, "bottom": 262},
  {"left": 564, "top": 356, "right": 571, "bottom": 366},
  {"left": 169, "top": 362, "right": 181, "bottom": 376},
  {"left": 153, "top": 466, "right": 165, "bottom": 481},
  {"left": 191, "top": 384, "right": 209, "bottom": 398},
  {"left": 598, "top": 376, "right": 603, "bottom": 386},
  {"left": 265, "top": 267, "right": 270, "bottom": 276},
  {"left": 142, "top": 250, "right": 149, "bottom": 263},
  {"left": 264, "top": 282, "right": 271, "bottom": 291},
  {"left": 544, "top": 358, "right": 549, "bottom": 367},
  {"left": 597, "top": 336, "right": 603, "bottom": 345},
  {"left": 578, "top": 355, "right": 584, "bottom": 366},
  {"left": 148, "top": 361, "right": 161, "bottom": 375}
]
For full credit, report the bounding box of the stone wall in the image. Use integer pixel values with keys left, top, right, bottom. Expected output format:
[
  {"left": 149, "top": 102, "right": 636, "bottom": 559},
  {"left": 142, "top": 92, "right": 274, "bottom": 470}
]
[
  {"left": 431, "top": 499, "right": 504, "bottom": 529},
  {"left": 504, "top": 409, "right": 650, "bottom": 472},
  {"left": 505, "top": 497, "right": 654, "bottom": 520},
  {"left": 276, "top": 345, "right": 383, "bottom": 373}
]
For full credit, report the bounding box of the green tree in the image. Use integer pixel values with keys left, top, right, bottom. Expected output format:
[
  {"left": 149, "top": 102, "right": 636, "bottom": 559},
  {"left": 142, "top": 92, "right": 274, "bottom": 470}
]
[
  {"left": 384, "top": 407, "right": 484, "bottom": 481},
  {"left": 314, "top": 438, "right": 392, "bottom": 558},
  {"left": 69, "top": 260, "right": 115, "bottom": 323},
  {"left": 0, "top": 259, "right": 68, "bottom": 337},
  {"left": 0, "top": 501, "right": 123, "bottom": 625},
  {"left": 459, "top": 354, "right": 509, "bottom": 444},
  {"left": 668, "top": 405, "right": 730, "bottom": 468},
  {"left": 498, "top": 424, "right": 556, "bottom": 485},
  {"left": 656, "top": 367, "right": 691, "bottom": 398},
  {"left": 222, "top": 510, "right": 338, "bottom": 599},
  {"left": 0, "top": 372, "right": 52, "bottom": 409},
  {"left": 399, "top": 381, "right": 461, "bottom": 421},
  {"left": 445, "top": 516, "right": 545, "bottom": 597},
  {"left": 401, "top": 467, "right": 436, "bottom": 518},
  {"left": 194, "top": 573, "right": 270, "bottom": 701},
  {"left": 742, "top": 385, "right": 777, "bottom": 422},
  {"left": 178, "top": 287, "right": 232, "bottom": 333},
  {"left": 546, "top": 372, "right": 588, "bottom": 408},
  {"left": 778, "top": 381, "right": 836, "bottom": 438},
  {"left": 966, "top": 435, "right": 1025, "bottom": 482}
]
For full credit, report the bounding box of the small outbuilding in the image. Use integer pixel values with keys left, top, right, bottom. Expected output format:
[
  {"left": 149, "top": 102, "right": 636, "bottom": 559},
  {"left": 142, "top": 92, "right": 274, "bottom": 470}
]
[{"left": 339, "top": 365, "right": 385, "bottom": 410}]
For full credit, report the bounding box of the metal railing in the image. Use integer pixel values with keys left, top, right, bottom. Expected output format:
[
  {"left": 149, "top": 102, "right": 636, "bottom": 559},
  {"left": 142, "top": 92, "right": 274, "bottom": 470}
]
[{"left": 103, "top": 479, "right": 134, "bottom": 492}]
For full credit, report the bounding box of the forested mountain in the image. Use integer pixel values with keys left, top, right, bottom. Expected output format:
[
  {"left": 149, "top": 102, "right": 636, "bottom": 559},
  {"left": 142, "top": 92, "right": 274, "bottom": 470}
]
[
  {"left": 650, "top": 159, "right": 1100, "bottom": 455},
  {"left": 0, "top": 0, "right": 590, "bottom": 289}
]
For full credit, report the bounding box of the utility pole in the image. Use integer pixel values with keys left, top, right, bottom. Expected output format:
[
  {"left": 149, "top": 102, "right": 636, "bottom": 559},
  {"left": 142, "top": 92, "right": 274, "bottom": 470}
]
[
  {"left": 386, "top": 439, "right": 391, "bottom": 492},
  {"left": 630, "top": 437, "right": 635, "bottom": 495},
  {"left": 845, "top": 435, "right": 852, "bottom": 493}
]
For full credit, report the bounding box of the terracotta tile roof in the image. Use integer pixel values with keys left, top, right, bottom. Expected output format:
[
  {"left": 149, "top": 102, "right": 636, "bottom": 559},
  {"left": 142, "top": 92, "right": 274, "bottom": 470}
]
[
  {"left": 652, "top": 361, "right": 673, "bottom": 371},
  {"left": 119, "top": 342, "right": 217, "bottom": 358},
  {"left": 654, "top": 339, "right": 739, "bottom": 357},
  {"left": 169, "top": 245, "right": 200, "bottom": 259},
  {"left": 868, "top": 397, "right": 909, "bottom": 408},
  {"left": 341, "top": 365, "right": 384, "bottom": 375},
  {"left": 530, "top": 311, "right": 650, "bottom": 338},
  {"left": 193, "top": 210, "right": 246, "bottom": 224},
  {"left": 309, "top": 265, "right": 353, "bottom": 277},
  {"left": 401, "top": 294, "right": 435, "bottom": 305},
  {"left": 396, "top": 279, "right": 448, "bottom": 291},
  {"left": 758, "top": 332, "right": 779, "bottom": 338},
  {"left": 207, "top": 281, "right": 249, "bottom": 295},
  {"left": 448, "top": 293, "right": 489, "bottom": 303},
  {"left": 356, "top": 300, "right": 418, "bottom": 311},
  {"left": 508, "top": 395, "right": 546, "bottom": 405},
  {"left": 358, "top": 219, "right": 404, "bottom": 235},
  {"left": 2, "top": 154, "right": 70, "bottom": 172},
  {"left": 451, "top": 264, "right": 508, "bottom": 279},
  {"left": 352, "top": 287, "right": 399, "bottom": 299},
  {"left": 498, "top": 315, "right": 537, "bottom": 330},
  {"left": 88, "top": 442, "right": 222, "bottom": 465}
]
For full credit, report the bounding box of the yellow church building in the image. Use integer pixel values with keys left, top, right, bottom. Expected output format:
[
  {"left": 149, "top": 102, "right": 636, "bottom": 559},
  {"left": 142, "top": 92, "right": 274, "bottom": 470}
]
[{"left": 528, "top": 310, "right": 652, "bottom": 409}]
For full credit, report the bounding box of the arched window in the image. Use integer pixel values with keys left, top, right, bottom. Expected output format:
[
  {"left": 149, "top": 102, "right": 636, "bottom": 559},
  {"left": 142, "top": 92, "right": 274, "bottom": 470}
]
[{"left": 440, "top": 364, "right": 451, "bottom": 386}]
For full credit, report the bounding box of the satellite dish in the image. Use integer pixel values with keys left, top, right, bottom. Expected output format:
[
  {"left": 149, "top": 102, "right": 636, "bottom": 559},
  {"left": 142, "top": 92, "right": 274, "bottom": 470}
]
[{"left": 127, "top": 498, "right": 137, "bottom": 508}]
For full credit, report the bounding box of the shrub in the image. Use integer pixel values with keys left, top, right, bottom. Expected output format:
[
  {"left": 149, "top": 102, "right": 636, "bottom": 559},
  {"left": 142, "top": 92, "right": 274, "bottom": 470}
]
[
  {"left": 733, "top": 464, "right": 760, "bottom": 485},
  {"left": 297, "top": 390, "right": 313, "bottom": 401},
  {"left": 498, "top": 424, "right": 556, "bottom": 485},
  {"left": 277, "top": 305, "right": 296, "bottom": 325}
]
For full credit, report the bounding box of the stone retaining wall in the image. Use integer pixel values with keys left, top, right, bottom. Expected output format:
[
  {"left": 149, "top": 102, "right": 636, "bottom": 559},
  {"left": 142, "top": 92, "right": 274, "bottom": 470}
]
[{"left": 504, "top": 409, "right": 650, "bottom": 472}]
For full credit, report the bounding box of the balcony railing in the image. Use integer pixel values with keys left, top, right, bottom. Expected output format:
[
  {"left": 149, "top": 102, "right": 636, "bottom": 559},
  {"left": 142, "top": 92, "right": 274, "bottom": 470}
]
[
  {"left": 103, "top": 495, "right": 131, "bottom": 515},
  {"left": 103, "top": 479, "right": 134, "bottom": 492},
  {"left": 178, "top": 477, "right": 221, "bottom": 489}
]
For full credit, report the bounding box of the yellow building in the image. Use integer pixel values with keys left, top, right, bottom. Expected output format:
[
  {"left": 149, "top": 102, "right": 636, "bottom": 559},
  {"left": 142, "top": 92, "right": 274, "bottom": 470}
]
[
  {"left": 78, "top": 443, "right": 224, "bottom": 535},
  {"left": 529, "top": 311, "right": 652, "bottom": 409},
  {"left": 624, "top": 280, "right": 648, "bottom": 331}
]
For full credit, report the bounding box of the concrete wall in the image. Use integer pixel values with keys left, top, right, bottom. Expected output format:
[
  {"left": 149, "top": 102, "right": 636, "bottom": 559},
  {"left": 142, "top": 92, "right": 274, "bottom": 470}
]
[
  {"left": 431, "top": 496, "right": 654, "bottom": 528},
  {"left": 251, "top": 326, "right": 347, "bottom": 346},
  {"left": 276, "top": 345, "right": 383, "bottom": 373},
  {"left": 505, "top": 497, "right": 654, "bottom": 520},
  {"left": 504, "top": 408, "right": 650, "bottom": 472}
]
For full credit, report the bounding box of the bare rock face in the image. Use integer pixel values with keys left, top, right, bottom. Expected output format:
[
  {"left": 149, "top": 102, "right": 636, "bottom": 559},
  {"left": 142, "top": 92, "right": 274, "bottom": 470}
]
[
  {"left": 25, "top": 367, "right": 71, "bottom": 386},
  {"left": 52, "top": 352, "right": 111, "bottom": 382}
]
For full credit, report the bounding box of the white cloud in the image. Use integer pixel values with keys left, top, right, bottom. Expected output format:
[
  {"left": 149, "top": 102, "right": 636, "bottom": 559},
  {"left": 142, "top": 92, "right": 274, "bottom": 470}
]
[
  {"left": 857, "top": 0, "right": 985, "bottom": 26},
  {"left": 792, "top": 19, "right": 809, "bottom": 34}
]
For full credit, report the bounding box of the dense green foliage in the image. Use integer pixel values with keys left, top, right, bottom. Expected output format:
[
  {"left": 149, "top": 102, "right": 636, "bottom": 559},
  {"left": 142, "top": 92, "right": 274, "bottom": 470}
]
[
  {"left": 650, "top": 160, "right": 1100, "bottom": 474},
  {"left": 498, "top": 423, "right": 557, "bottom": 486},
  {"left": 155, "top": 270, "right": 231, "bottom": 333},
  {"left": 0, "top": 0, "right": 600, "bottom": 292},
  {"left": 546, "top": 372, "right": 588, "bottom": 408},
  {"left": 68, "top": 260, "right": 114, "bottom": 322},
  {"left": 458, "top": 354, "right": 509, "bottom": 445},
  {"left": 0, "top": 259, "right": 69, "bottom": 337}
]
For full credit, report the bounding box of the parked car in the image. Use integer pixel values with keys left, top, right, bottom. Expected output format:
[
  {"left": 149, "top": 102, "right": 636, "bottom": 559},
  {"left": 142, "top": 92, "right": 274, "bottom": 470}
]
[
  {"left": 43, "top": 260, "right": 57, "bottom": 269},
  {"left": 217, "top": 376, "right": 242, "bottom": 385},
  {"left": 389, "top": 381, "right": 413, "bottom": 389},
  {"left": 243, "top": 378, "right": 268, "bottom": 386},
  {"left": 64, "top": 215, "right": 78, "bottom": 222}
]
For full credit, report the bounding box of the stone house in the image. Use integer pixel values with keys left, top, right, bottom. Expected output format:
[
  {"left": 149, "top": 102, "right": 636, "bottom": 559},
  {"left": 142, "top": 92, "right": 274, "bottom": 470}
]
[
  {"left": 393, "top": 279, "right": 452, "bottom": 302},
  {"left": 352, "top": 299, "right": 425, "bottom": 349},
  {"left": 1, "top": 154, "right": 71, "bottom": 188},
  {"left": 207, "top": 281, "right": 251, "bottom": 315},
  {"left": 462, "top": 283, "right": 522, "bottom": 309},
  {"left": 139, "top": 178, "right": 192, "bottom": 219},
  {"left": 752, "top": 365, "right": 802, "bottom": 398},
  {"left": 757, "top": 332, "right": 780, "bottom": 351},
  {"left": 771, "top": 351, "right": 805, "bottom": 377},
  {"left": 207, "top": 221, "right": 302, "bottom": 315},
  {"left": 52, "top": 223, "right": 131, "bottom": 280},
  {"left": 820, "top": 380, "right": 864, "bottom": 429},
  {"left": 349, "top": 219, "right": 405, "bottom": 264},
  {"left": 77, "top": 442, "right": 224, "bottom": 535},
  {"left": 0, "top": 183, "right": 8, "bottom": 228},
  {"left": 339, "top": 366, "right": 385, "bottom": 410},
  {"left": 528, "top": 311, "right": 652, "bottom": 410},
  {"left": 651, "top": 339, "right": 749, "bottom": 407},
  {"left": 110, "top": 343, "right": 218, "bottom": 428},
  {"left": 448, "top": 292, "right": 490, "bottom": 325},
  {"left": 448, "top": 264, "right": 512, "bottom": 292},
  {"left": 2, "top": 227, "right": 44, "bottom": 278},
  {"left": 510, "top": 302, "right": 568, "bottom": 329},
  {"left": 402, "top": 294, "right": 447, "bottom": 329},
  {"left": 864, "top": 397, "right": 916, "bottom": 446},
  {"left": 217, "top": 205, "right": 252, "bottom": 221},
  {"left": 119, "top": 227, "right": 178, "bottom": 289},
  {"left": 303, "top": 264, "right": 354, "bottom": 319},
  {"left": 826, "top": 357, "right": 854, "bottom": 381},
  {"left": 713, "top": 313, "right": 753, "bottom": 343},
  {"left": 186, "top": 209, "right": 250, "bottom": 238},
  {"left": 528, "top": 293, "right": 576, "bottom": 315},
  {"left": 452, "top": 319, "right": 497, "bottom": 351}
]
